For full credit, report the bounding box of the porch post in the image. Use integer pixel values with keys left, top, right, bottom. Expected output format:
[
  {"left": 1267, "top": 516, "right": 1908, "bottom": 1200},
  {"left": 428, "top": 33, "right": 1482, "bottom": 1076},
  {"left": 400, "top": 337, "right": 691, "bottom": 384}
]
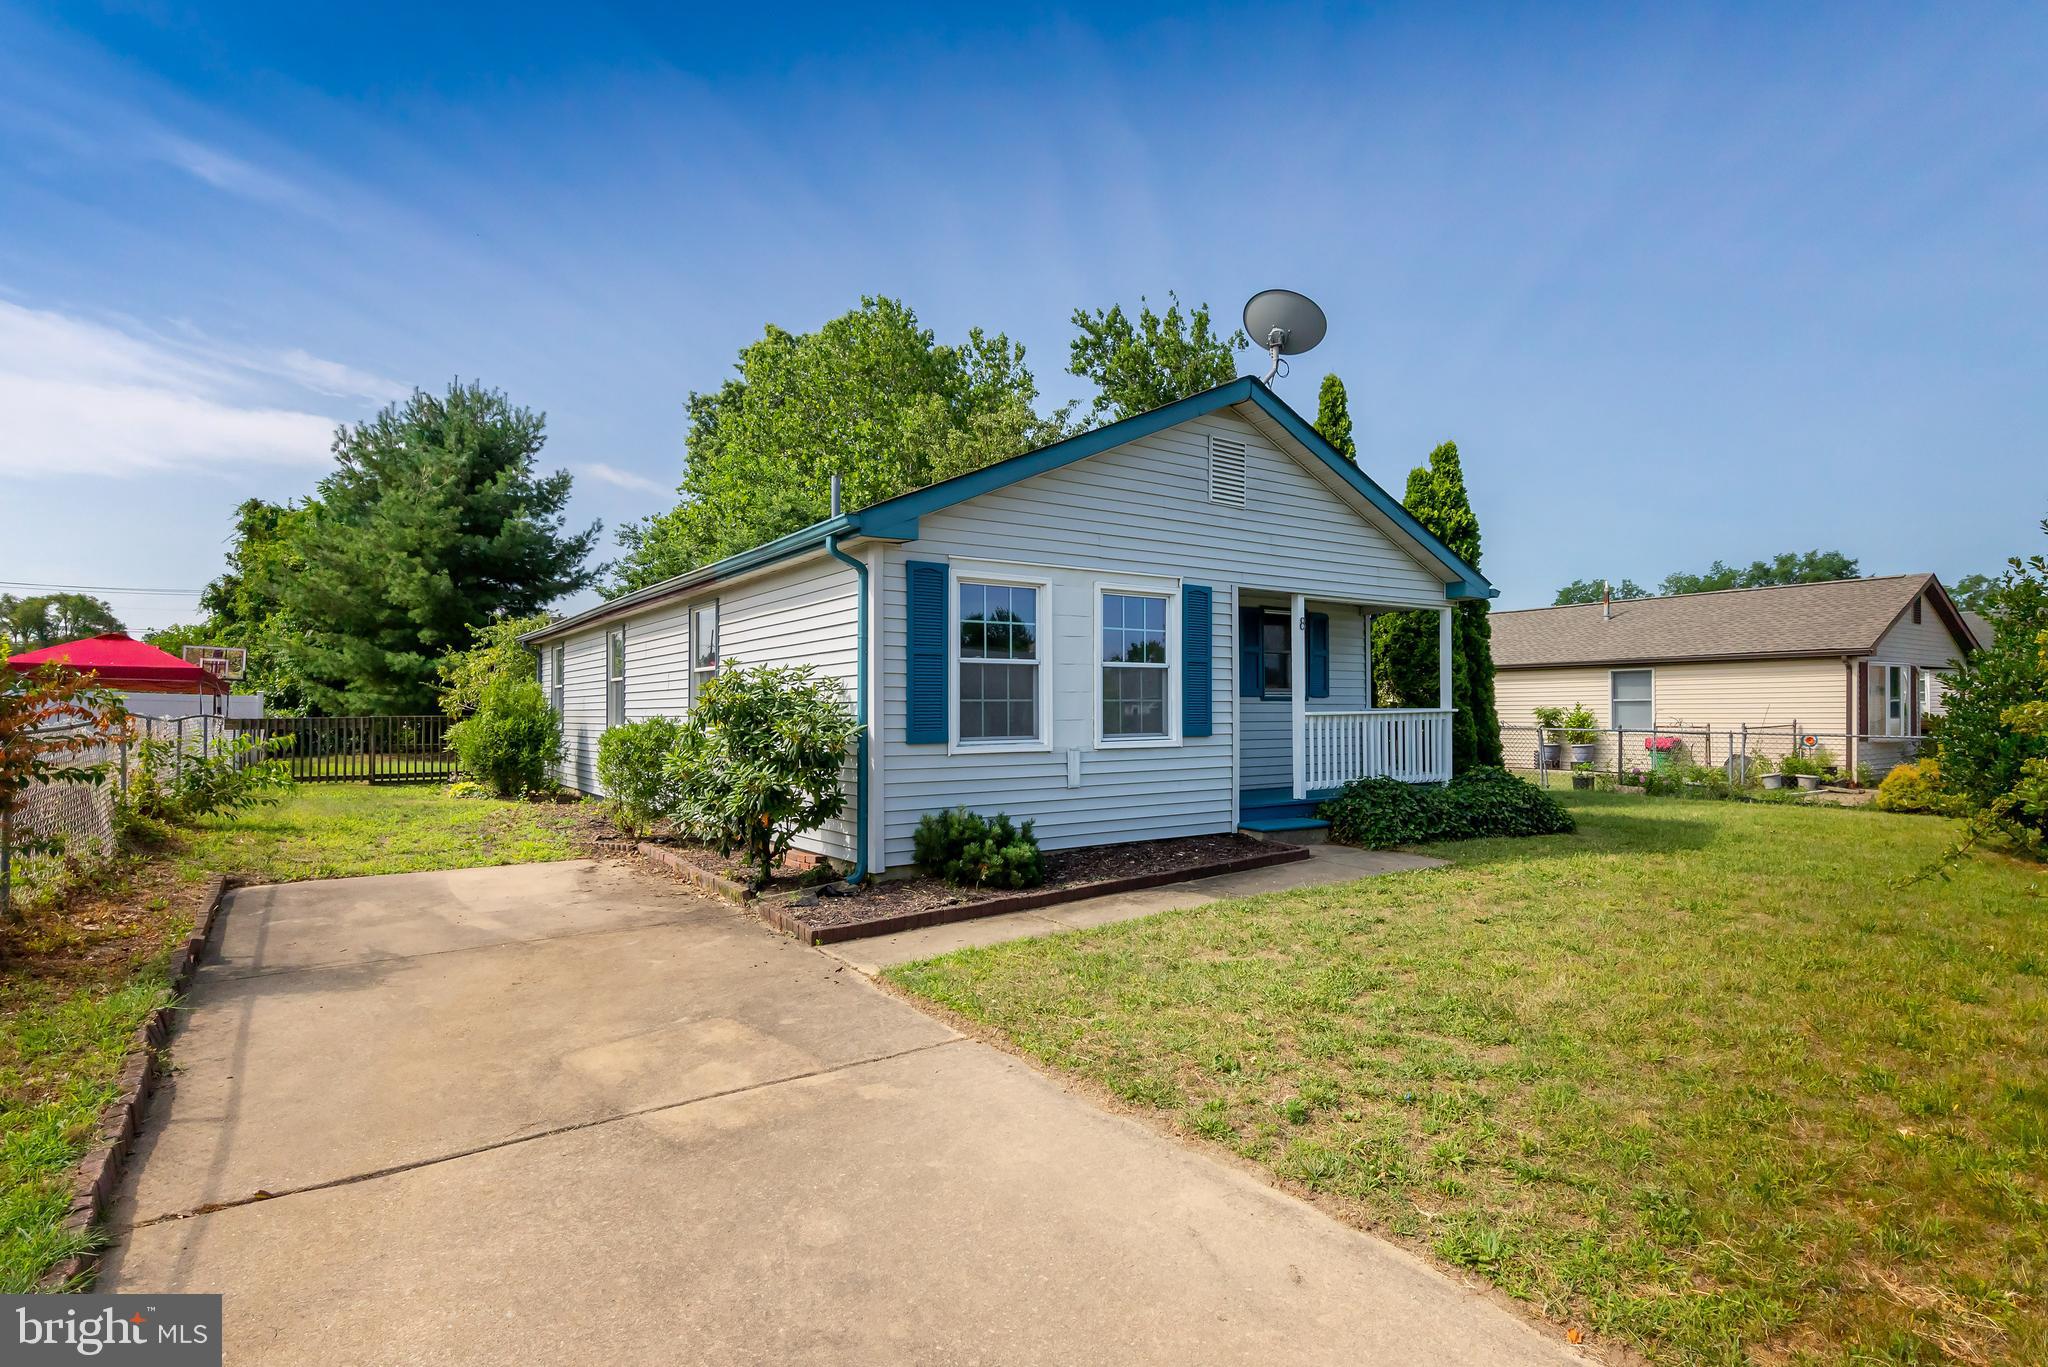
[
  {"left": 1437, "top": 606, "right": 1453, "bottom": 709},
  {"left": 1291, "top": 592, "right": 1308, "bottom": 800}
]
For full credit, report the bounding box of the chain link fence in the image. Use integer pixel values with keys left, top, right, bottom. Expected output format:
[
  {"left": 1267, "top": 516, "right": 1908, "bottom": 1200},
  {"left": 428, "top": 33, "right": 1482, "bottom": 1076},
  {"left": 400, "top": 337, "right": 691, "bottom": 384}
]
[{"left": 1504, "top": 723, "right": 1932, "bottom": 792}]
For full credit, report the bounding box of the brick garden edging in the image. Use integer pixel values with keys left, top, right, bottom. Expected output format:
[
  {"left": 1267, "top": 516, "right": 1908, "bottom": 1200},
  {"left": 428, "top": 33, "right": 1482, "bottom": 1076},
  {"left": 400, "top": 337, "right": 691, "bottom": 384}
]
[
  {"left": 39, "top": 874, "right": 230, "bottom": 1291},
  {"left": 636, "top": 842, "right": 756, "bottom": 902}
]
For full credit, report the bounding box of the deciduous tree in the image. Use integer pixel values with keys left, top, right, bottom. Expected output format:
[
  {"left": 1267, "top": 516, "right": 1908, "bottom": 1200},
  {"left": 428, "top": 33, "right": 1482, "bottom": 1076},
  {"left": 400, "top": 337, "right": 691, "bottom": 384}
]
[
  {"left": 1659, "top": 550, "right": 1859, "bottom": 596},
  {"left": 1553, "top": 578, "right": 1649, "bottom": 606},
  {"left": 1067, "top": 292, "right": 1245, "bottom": 425},
  {"left": 0, "top": 593, "right": 123, "bottom": 648}
]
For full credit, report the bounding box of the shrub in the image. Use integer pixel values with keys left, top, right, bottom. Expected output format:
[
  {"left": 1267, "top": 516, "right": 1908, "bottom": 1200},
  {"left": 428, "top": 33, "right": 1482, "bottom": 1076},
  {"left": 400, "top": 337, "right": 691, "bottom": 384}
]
[
  {"left": 912, "top": 808, "right": 1046, "bottom": 888},
  {"left": 1559, "top": 703, "right": 1599, "bottom": 747},
  {"left": 1875, "top": 759, "right": 1954, "bottom": 815},
  {"left": 436, "top": 613, "right": 550, "bottom": 720},
  {"left": 596, "top": 716, "right": 685, "bottom": 834},
  {"left": 130, "top": 733, "right": 294, "bottom": 821},
  {"left": 1320, "top": 766, "right": 1574, "bottom": 848},
  {"left": 665, "top": 661, "right": 859, "bottom": 887},
  {"left": 447, "top": 676, "right": 562, "bottom": 797}
]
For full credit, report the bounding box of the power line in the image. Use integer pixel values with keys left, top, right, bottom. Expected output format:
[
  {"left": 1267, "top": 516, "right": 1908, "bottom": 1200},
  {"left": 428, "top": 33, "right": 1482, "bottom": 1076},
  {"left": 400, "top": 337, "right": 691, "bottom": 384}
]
[{"left": 0, "top": 580, "right": 204, "bottom": 597}]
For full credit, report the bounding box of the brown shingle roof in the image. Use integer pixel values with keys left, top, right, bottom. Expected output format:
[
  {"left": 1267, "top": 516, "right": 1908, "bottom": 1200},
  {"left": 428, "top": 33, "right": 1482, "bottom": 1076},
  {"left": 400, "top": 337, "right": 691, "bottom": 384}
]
[{"left": 1491, "top": 575, "right": 1970, "bottom": 668}]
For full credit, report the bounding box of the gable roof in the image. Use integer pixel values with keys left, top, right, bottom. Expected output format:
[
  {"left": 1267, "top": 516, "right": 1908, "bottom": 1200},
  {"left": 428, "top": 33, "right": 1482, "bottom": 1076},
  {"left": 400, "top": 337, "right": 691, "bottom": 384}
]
[
  {"left": 1490, "top": 575, "right": 1977, "bottom": 669},
  {"left": 528, "top": 377, "right": 1492, "bottom": 643}
]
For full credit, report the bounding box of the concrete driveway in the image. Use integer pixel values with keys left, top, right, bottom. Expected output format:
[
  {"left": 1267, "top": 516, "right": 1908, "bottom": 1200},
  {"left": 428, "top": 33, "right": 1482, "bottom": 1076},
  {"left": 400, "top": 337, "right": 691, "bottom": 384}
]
[{"left": 104, "top": 859, "right": 1583, "bottom": 1366}]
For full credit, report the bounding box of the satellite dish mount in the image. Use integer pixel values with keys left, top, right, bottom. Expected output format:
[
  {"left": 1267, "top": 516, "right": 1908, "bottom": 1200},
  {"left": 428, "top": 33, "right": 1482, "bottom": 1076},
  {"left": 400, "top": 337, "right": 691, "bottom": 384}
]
[{"left": 1242, "top": 289, "right": 1328, "bottom": 384}]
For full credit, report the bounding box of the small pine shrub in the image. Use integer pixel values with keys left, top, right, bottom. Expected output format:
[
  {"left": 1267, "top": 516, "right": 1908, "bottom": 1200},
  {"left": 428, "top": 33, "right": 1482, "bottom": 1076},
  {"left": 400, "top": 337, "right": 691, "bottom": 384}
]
[
  {"left": 912, "top": 807, "right": 1047, "bottom": 889},
  {"left": 1319, "top": 766, "right": 1574, "bottom": 849},
  {"left": 447, "top": 677, "right": 562, "bottom": 798},
  {"left": 596, "top": 716, "right": 685, "bottom": 833}
]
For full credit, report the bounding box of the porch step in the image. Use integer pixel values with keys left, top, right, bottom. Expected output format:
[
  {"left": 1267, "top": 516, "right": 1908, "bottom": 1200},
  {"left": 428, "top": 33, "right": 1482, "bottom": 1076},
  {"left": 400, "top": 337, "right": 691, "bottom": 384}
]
[
  {"left": 1238, "top": 816, "right": 1329, "bottom": 845},
  {"left": 1240, "top": 787, "right": 1336, "bottom": 822}
]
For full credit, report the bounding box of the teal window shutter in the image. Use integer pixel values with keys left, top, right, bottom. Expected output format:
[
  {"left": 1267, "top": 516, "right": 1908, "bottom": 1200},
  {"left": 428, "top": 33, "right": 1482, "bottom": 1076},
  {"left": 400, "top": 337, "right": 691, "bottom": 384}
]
[
  {"left": 1183, "top": 586, "right": 1213, "bottom": 737},
  {"left": 1307, "top": 612, "right": 1330, "bottom": 698},
  {"left": 1238, "top": 604, "right": 1264, "bottom": 698},
  {"left": 906, "top": 560, "right": 948, "bottom": 743}
]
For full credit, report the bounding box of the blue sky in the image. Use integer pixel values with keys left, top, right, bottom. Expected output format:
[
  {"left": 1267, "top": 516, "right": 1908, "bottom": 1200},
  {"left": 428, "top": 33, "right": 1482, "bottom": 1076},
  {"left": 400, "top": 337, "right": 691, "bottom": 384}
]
[{"left": 2, "top": 2, "right": 2041, "bottom": 632}]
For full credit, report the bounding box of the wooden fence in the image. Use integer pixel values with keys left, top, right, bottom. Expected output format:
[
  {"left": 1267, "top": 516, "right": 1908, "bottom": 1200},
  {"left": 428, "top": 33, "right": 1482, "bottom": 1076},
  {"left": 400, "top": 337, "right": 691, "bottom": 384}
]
[{"left": 230, "top": 715, "right": 456, "bottom": 784}]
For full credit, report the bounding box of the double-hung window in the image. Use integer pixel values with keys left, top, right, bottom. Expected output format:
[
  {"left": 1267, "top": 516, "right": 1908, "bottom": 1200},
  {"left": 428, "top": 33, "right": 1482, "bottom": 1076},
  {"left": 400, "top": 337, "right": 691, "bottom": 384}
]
[
  {"left": 956, "top": 579, "right": 1041, "bottom": 745},
  {"left": 1919, "top": 668, "right": 1945, "bottom": 720},
  {"left": 606, "top": 629, "right": 626, "bottom": 728},
  {"left": 1610, "top": 668, "right": 1653, "bottom": 731},
  {"left": 691, "top": 603, "right": 718, "bottom": 703},
  {"left": 550, "top": 644, "right": 565, "bottom": 715},
  {"left": 1101, "top": 590, "right": 1170, "bottom": 740}
]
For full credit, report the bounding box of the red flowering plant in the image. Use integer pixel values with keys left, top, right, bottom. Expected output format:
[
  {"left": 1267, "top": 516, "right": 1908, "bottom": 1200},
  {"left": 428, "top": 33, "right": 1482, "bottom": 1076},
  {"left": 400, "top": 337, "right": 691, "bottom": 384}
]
[{"left": 1644, "top": 735, "right": 1680, "bottom": 752}]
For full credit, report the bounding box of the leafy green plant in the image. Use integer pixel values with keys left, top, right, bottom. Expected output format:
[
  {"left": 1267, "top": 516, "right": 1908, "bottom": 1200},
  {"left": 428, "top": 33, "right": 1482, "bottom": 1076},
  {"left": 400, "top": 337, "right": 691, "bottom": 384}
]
[
  {"left": 129, "top": 733, "right": 294, "bottom": 821},
  {"left": 1531, "top": 705, "right": 1566, "bottom": 731},
  {"left": 596, "top": 716, "right": 686, "bottom": 835},
  {"left": 1, "top": 660, "right": 127, "bottom": 920},
  {"left": 1559, "top": 704, "right": 1599, "bottom": 747},
  {"left": 446, "top": 676, "right": 562, "bottom": 798},
  {"left": 665, "top": 661, "right": 860, "bottom": 888},
  {"left": 1319, "top": 767, "right": 1574, "bottom": 848},
  {"left": 912, "top": 807, "right": 1046, "bottom": 889},
  {"left": 437, "top": 612, "right": 551, "bottom": 720}
]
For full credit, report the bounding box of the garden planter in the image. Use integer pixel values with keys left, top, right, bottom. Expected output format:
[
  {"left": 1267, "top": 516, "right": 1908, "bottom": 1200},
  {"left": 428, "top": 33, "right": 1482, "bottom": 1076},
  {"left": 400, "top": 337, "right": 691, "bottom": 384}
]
[
  {"left": 1761, "top": 773, "right": 1791, "bottom": 791},
  {"left": 1570, "top": 743, "right": 1598, "bottom": 765},
  {"left": 1571, "top": 773, "right": 1595, "bottom": 790},
  {"left": 1796, "top": 774, "right": 1822, "bottom": 791},
  {"left": 1535, "top": 742, "right": 1561, "bottom": 767}
]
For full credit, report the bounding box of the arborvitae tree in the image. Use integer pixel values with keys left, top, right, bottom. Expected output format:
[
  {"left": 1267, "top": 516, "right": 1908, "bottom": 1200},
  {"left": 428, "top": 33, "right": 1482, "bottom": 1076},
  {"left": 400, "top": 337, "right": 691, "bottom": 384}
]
[
  {"left": 284, "top": 382, "right": 599, "bottom": 714},
  {"left": 1371, "top": 441, "right": 1502, "bottom": 770},
  {"left": 1315, "top": 373, "right": 1356, "bottom": 462}
]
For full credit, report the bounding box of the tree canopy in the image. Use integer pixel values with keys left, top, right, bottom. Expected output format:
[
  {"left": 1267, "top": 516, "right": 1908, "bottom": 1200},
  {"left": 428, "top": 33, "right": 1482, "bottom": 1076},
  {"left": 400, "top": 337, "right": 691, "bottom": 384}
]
[
  {"left": 284, "top": 382, "right": 599, "bottom": 714},
  {"left": 1949, "top": 572, "right": 1998, "bottom": 616},
  {"left": 1315, "top": 374, "right": 1356, "bottom": 461},
  {"left": 612, "top": 298, "right": 1064, "bottom": 594},
  {"left": 1659, "top": 550, "right": 1860, "bottom": 596},
  {"left": 1067, "top": 292, "right": 1245, "bottom": 425},
  {"left": 1553, "top": 578, "right": 1649, "bottom": 606},
  {"left": 0, "top": 593, "right": 123, "bottom": 649}
]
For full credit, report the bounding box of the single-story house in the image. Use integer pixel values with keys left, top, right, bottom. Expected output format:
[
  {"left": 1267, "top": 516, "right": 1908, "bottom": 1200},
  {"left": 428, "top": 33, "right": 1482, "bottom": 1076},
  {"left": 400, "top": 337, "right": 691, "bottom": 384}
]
[
  {"left": 524, "top": 376, "right": 1495, "bottom": 877},
  {"left": 1490, "top": 574, "right": 1981, "bottom": 777}
]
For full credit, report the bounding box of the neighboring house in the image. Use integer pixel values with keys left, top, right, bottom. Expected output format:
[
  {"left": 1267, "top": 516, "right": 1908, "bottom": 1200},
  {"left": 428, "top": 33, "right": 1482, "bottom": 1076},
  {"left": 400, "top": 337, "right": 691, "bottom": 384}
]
[
  {"left": 524, "top": 377, "right": 1495, "bottom": 876},
  {"left": 1491, "top": 575, "right": 1981, "bottom": 777}
]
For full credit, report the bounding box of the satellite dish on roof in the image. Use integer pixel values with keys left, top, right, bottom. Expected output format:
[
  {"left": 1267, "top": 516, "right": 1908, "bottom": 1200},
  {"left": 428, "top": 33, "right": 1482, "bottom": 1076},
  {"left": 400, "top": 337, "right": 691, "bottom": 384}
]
[{"left": 1243, "top": 289, "right": 1327, "bottom": 384}]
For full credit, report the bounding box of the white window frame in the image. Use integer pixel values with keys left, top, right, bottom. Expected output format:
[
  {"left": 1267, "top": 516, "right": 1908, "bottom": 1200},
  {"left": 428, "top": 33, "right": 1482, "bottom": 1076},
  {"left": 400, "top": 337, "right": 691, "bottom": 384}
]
[
  {"left": 606, "top": 628, "right": 626, "bottom": 728},
  {"left": 949, "top": 563, "right": 1052, "bottom": 755},
  {"left": 1609, "top": 667, "right": 1655, "bottom": 732},
  {"left": 1094, "top": 576, "right": 1182, "bottom": 749},
  {"left": 1919, "top": 667, "right": 1945, "bottom": 719},
  {"left": 550, "top": 643, "right": 565, "bottom": 715},
  {"left": 689, "top": 601, "right": 719, "bottom": 706},
  {"left": 1873, "top": 660, "right": 1909, "bottom": 738}
]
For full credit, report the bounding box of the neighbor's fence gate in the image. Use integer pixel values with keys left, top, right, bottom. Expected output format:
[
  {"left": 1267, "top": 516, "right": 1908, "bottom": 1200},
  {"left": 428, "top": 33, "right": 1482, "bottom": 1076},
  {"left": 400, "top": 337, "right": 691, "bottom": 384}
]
[{"left": 228, "top": 715, "right": 455, "bottom": 784}]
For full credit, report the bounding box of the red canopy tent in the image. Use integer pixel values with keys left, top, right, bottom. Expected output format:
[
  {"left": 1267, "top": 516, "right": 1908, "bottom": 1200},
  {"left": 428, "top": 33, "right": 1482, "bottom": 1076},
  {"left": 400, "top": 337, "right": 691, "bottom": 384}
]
[{"left": 6, "top": 632, "right": 230, "bottom": 698}]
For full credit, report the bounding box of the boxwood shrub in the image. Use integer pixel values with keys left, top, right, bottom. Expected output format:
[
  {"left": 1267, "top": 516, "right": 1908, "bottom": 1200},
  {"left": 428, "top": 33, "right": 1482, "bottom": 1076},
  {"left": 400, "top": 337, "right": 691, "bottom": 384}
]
[{"left": 1318, "top": 766, "right": 1575, "bottom": 848}]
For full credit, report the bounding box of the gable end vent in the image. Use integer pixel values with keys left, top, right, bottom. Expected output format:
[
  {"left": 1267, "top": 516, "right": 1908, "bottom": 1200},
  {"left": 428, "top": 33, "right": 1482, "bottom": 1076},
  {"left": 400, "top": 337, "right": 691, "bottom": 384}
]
[{"left": 1208, "top": 434, "right": 1247, "bottom": 506}]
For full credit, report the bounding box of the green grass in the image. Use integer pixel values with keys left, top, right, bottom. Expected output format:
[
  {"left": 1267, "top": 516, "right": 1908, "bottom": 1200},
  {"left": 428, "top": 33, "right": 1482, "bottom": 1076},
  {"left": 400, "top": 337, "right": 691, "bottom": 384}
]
[
  {"left": 887, "top": 794, "right": 2048, "bottom": 1365},
  {"left": 1, "top": 782, "right": 593, "bottom": 1291}
]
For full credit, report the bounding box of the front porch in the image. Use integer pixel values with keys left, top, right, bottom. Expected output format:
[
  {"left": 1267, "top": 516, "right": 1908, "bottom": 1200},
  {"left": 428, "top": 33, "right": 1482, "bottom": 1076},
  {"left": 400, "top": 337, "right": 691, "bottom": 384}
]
[{"left": 1236, "top": 590, "right": 1456, "bottom": 825}]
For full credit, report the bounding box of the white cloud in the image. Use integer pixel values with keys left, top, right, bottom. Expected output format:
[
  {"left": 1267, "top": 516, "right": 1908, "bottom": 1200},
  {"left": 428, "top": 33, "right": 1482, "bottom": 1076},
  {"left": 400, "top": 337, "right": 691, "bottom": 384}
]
[
  {"left": 272, "top": 348, "right": 410, "bottom": 403},
  {"left": 0, "top": 300, "right": 339, "bottom": 477},
  {"left": 148, "top": 132, "right": 327, "bottom": 216},
  {"left": 576, "top": 462, "right": 670, "bottom": 495}
]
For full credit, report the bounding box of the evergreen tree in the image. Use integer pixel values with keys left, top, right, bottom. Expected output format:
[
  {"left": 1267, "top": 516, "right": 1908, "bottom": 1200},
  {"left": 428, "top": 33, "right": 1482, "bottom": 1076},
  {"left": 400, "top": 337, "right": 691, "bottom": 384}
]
[
  {"left": 1370, "top": 442, "right": 1502, "bottom": 770},
  {"left": 1315, "top": 374, "right": 1356, "bottom": 461},
  {"left": 284, "top": 382, "right": 599, "bottom": 714}
]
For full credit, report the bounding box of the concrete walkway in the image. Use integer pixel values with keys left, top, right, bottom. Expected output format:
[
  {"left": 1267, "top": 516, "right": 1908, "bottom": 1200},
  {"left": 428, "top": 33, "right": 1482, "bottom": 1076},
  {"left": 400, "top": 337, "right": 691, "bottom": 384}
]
[
  {"left": 827, "top": 842, "right": 1443, "bottom": 972},
  {"left": 103, "top": 859, "right": 1580, "bottom": 1366}
]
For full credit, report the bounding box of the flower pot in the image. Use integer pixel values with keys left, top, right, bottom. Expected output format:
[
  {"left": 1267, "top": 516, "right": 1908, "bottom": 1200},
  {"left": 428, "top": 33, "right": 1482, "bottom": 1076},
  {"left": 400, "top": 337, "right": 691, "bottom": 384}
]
[
  {"left": 1761, "top": 774, "right": 1790, "bottom": 791},
  {"left": 1796, "top": 774, "right": 1822, "bottom": 791},
  {"left": 1570, "top": 743, "right": 1598, "bottom": 765},
  {"left": 1535, "top": 742, "right": 1561, "bottom": 767},
  {"left": 1571, "top": 773, "right": 1595, "bottom": 790}
]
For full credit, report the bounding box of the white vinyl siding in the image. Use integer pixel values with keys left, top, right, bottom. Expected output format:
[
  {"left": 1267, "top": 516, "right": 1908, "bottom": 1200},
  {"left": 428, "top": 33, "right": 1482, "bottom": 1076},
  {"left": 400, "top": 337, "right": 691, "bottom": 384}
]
[{"left": 1497, "top": 658, "right": 1851, "bottom": 736}]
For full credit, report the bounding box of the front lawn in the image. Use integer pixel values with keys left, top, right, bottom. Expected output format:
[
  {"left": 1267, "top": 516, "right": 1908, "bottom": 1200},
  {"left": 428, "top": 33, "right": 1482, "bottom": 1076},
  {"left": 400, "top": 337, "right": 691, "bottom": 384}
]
[
  {"left": 1, "top": 783, "right": 594, "bottom": 1291},
  {"left": 889, "top": 794, "right": 2047, "bottom": 1365}
]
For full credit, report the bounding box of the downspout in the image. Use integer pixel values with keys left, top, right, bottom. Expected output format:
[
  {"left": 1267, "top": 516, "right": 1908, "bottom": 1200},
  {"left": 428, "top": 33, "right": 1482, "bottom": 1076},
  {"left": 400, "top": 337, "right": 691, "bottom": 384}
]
[{"left": 824, "top": 473, "right": 870, "bottom": 884}]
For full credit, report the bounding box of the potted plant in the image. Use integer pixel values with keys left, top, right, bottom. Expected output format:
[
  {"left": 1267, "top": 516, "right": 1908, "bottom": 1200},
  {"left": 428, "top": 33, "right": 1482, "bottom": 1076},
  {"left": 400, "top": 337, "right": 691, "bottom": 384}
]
[
  {"left": 1643, "top": 734, "right": 1682, "bottom": 771},
  {"left": 1758, "top": 754, "right": 1791, "bottom": 791},
  {"left": 1531, "top": 706, "right": 1565, "bottom": 767},
  {"left": 1561, "top": 703, "right": 1600, "bottom": 765},
  {"left": 1570, "top": 761, "right": 1595, "bottom": 790},
  {"left": 1778, "top": 752, "right": 1821, "bottom": 790}
]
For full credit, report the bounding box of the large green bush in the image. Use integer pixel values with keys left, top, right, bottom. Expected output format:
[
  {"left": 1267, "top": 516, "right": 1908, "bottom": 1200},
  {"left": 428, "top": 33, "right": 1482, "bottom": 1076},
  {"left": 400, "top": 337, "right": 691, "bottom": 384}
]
[
  {"left": 596, "top": 715, "right": 685, "bottom": 834},
  {"left": 1319, "top": 766, "right": 1575, "bottom": 848},
  {"left": 665, "top": 662, "right": 859, "bottom": 887},
  {"left": 446, "top": 676, "right": 562, "bottom": 797},
  {"left": 1933, "top": 523, "right": 2048, "bottom": 855},
  {"left": 912, "top": 808, "right": 1046, "bottom": 889}
]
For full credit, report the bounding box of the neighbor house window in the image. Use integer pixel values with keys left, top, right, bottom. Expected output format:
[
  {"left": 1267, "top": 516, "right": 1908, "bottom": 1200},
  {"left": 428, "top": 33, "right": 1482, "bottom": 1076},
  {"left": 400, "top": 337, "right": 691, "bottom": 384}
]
[
  {"left": 606, "top": 629, "right": 626, "bottom": 727},
  {"left": 1882, "top": 663, "right": 1907, "bottom": 737},
  {"left": 1101, "top": 591, "right": 1169, "bottom": 739},
  {"left": 957, "top": 580, "right": 1040, "bottom": 743},
  {"left": 1260, "top": 609, "right": 1291, "bottom": 697},
  {"left": 1610, "top": 669, "right": 1653, "bottom": 731},
  {"left": 550, "top": 644, "right": 565, "bottom": 714},
  {"left": 691, "top": 603, "right": 718, "bottom": 702},
  {"left": 1919, "top": 668, "right": 1945, "bottom": 719}
]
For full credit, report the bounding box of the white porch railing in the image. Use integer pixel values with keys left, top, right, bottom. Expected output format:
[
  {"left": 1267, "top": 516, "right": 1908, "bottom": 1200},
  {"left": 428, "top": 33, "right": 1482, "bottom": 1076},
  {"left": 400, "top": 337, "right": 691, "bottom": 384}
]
[{"left": 1303, "top": 709, "right": 1454, "bottom": 791}]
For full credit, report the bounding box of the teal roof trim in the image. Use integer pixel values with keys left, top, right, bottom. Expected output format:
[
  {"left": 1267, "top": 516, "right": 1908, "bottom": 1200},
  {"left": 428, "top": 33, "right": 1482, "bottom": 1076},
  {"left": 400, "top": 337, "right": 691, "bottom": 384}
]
[{"left": 525, "top": 376, "right": 1494, "bottom": 644}]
